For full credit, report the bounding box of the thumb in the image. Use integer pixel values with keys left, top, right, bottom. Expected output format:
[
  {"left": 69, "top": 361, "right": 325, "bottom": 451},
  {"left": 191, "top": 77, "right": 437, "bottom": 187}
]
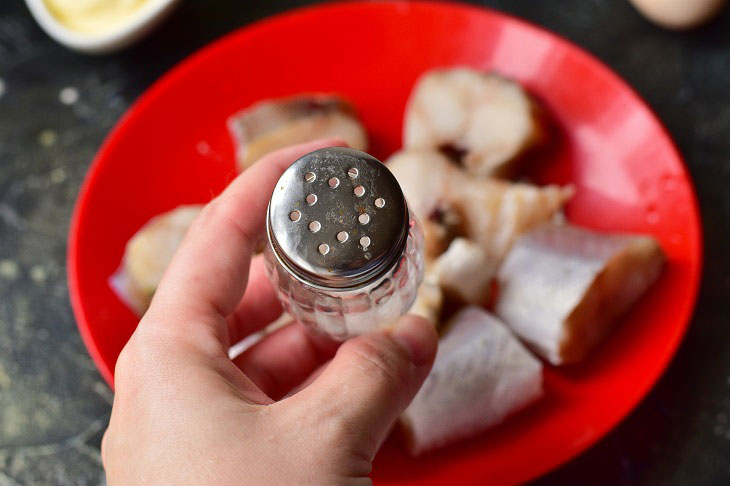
[{"left": 296, "top": 315, "right": 438, "bottom": 458}]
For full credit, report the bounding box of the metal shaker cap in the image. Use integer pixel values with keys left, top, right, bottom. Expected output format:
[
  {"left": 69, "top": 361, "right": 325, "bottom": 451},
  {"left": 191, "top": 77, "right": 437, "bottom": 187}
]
[{"left": 267, "top": 147, "right": 409, "bottom": 289}]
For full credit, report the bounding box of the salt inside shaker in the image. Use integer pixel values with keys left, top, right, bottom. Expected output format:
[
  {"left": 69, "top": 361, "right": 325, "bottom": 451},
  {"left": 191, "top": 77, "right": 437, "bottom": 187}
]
[{"left": 264, "top": 147, "right": 424, "bottom": 340}]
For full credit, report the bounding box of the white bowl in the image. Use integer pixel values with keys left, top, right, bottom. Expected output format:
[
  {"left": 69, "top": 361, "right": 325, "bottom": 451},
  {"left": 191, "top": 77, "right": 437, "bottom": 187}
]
[{"left": 25, "top": 0, "right": 181, "bottom": 54}]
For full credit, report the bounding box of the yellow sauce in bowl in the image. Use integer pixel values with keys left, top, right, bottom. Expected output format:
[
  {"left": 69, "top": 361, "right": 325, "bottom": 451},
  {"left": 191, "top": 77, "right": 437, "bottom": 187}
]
[{"left": 43, "top": 0, "right": 151, "bottom": 34}]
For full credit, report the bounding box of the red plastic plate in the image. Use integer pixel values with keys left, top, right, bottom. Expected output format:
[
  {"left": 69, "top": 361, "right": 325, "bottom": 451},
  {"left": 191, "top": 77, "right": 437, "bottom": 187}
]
[{"left": 67, "top": 2, "right": 702, "bottom": 484}]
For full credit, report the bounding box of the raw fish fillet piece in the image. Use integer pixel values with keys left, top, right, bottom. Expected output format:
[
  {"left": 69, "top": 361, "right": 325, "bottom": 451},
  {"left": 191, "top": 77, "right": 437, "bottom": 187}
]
[
  {"left": 227, "top": 94, "right": 368, "bottom": 170},
  {"left": 112, "top": 205, "right": 202, "bottom": 314},
  {"left": 422, "top": 202, "right": 463, "bottom": 260},
  {"left": 386, "top": 150, "right": 462, "bottom": 259},
  {"left": 432, "top": 238, "right": 496, "bottom": 307},
  {"left": 403, "top": 68, "right": 546, "bottom": 178},
  {"left": 495, "top": 223, "right": 666, "bottom": 365},
  {"left": 407, "top": 272, "right": 443, "bottom": 326},
  {"left": 400, "top": 307, "right": 543, "bottom": 455},
  {"left": 386, "top": 150, "right": 572, "bottom": 264}
]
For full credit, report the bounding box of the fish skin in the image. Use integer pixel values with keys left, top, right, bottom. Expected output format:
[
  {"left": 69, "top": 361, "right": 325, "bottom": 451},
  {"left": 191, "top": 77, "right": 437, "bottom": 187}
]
[
  {"left": 495, "top": 223, "right": 666, "bottom": 365},
  {"left": 400, "top": 307, "right": 543, "bottom": 455}
]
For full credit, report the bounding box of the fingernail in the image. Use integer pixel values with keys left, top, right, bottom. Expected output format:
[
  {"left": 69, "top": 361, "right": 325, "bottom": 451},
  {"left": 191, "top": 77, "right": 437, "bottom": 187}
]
[{"left": 391, "top": 315, "right": 438, "bottom": 367}]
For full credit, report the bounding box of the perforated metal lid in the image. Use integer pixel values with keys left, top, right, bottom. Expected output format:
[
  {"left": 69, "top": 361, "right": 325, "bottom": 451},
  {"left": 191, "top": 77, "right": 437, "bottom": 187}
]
[{"left": 267, "top": 147, "right": 409, "bottom": 289}]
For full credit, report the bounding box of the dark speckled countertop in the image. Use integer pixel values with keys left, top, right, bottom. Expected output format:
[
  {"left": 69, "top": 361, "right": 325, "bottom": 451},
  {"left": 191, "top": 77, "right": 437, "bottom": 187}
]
[{"left": 1, "top": 1, "right": 729, "bottom": 484}]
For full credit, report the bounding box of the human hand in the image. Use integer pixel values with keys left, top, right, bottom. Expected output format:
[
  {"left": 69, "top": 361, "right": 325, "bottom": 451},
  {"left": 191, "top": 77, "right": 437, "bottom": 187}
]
[{"left": 101, "top": 139, "right": 438, "bottom": 485}]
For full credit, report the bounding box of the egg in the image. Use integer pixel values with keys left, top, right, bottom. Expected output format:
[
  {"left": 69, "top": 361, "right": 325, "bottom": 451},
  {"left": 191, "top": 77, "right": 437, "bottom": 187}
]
[{"left": 629, "top": 0, "right": 726, "bottom": 30}]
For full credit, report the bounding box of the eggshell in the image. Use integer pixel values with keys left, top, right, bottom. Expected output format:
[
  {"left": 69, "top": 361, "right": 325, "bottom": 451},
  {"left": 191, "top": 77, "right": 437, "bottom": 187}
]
[{"left": 629, "top": 0, "right": 726, "bottom": 30}]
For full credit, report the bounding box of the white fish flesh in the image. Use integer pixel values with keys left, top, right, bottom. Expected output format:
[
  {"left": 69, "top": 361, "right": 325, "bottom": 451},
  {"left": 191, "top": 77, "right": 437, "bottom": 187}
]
[
  {"left": 407, "top": 272, "right": 443, "bottom": 326},
  {"left": 386, "top": 149, "right": 572, "bottom": 264},
  {"left": 228, "top": 94, "right": 368, "bottom": 170},
  {"left": 403, "top": 68, "right": 545, "bottom": 178},
  {"left": 432, "top": 237, "right": 496, "bottom": 307},
  {"left": 112, "top": 205, "right": 202, "bottom": 314}
]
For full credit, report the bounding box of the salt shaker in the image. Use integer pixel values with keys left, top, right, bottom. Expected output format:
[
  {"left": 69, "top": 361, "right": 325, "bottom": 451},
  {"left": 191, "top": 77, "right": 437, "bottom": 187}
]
[{"left": 264, "top": 147, "right": 424, "bottom": 340}]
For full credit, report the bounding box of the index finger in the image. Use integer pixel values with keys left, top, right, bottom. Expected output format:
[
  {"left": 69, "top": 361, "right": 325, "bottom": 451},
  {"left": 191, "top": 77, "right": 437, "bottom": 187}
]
[{"left": 146, "top": 139, "right": 346, "bottom": 344}]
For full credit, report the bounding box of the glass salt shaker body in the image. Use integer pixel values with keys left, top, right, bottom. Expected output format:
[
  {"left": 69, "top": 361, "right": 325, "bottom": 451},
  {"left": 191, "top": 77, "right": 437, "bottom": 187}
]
[{"left": 264, "top": 147, "right": 424, "bottom": 340}]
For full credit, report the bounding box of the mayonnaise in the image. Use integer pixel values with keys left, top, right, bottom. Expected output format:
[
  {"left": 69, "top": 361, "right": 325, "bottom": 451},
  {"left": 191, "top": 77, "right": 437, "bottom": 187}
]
[{"left": 43, "top": 0, "right": 151, "bottom": 34}]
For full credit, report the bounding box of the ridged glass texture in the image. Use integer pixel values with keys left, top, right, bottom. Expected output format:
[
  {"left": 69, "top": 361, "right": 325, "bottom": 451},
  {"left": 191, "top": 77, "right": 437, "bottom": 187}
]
[{"left": 265, "top": 212, "right": 424, "bottom": 340}]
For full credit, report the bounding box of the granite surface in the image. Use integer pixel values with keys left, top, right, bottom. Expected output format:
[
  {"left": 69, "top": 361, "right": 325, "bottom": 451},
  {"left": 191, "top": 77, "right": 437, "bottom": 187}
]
[{"left": 1, "top": 0, "right": 729, "bottom": 484}]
